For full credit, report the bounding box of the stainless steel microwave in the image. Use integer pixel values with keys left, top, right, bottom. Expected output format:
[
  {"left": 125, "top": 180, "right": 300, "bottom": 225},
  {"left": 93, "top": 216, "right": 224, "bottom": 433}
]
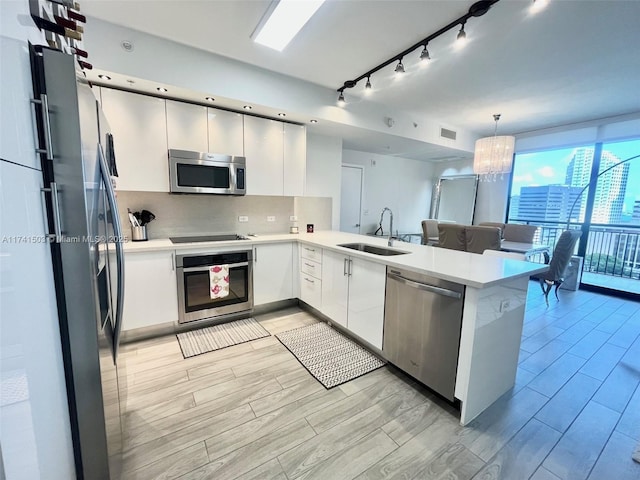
[{"left": 168, "top": 149, "right": 246, "bottom": 195}]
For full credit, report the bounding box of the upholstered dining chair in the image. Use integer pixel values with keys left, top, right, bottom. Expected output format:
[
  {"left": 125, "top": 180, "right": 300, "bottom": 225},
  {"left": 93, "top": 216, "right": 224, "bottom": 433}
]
[
  {"left": 464, "top": 226, "right": 502, "bottom": 254},
  {"left": 538, "top": 230, "right": 582, "bottom": 305},
  {"left": 438, "top": 224, "right": 466, "bottom": 251},
  {"left": 421, "top": 219, "right": 439, "bottom": 245},
  {"left": 478, "top": 222, "right": 506, "bottom": 238},
  {"left": 503, "top": 224, "right": 539, "bottom": 243}
]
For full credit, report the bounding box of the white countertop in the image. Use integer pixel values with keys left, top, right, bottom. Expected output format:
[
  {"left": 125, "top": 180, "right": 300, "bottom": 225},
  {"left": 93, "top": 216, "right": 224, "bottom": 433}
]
[{"left": 123, "top": 230, "right": 548, "bottom": 289}]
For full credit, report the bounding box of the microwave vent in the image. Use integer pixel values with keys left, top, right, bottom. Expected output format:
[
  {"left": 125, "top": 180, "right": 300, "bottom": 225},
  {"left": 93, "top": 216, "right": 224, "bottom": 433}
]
[{"left": 440, "top": 127, "right": 457, "bottom": 141}]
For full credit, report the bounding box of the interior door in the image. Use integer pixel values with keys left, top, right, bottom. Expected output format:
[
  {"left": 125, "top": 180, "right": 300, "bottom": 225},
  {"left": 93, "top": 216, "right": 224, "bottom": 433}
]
[{"left": 340, "top": 165, "right": 363, "bottom": 234}]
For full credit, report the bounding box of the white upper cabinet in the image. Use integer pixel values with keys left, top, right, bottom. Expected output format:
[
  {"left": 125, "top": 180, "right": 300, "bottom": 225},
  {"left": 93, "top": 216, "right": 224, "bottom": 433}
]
[
  {"left": 100, "top": 89, "right": 169, "bottom": 192},
  {"left": 166, "top": 100, "right": 208, "bottom": 152},
  {"left": 208, "top": 108, "right": 244, "bottom": 156},
  {"left": 283, "top": 124, "right": 306, "bottom": 196},
  {"left": 243, "top": 115, "right": 284, "bottom": 196}
]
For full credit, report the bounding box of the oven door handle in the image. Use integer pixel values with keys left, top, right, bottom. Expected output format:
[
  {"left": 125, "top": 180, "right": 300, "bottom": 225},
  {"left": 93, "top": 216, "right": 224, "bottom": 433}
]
[{"left": 181, "top": 262, "right": 248, "bottom": 272}]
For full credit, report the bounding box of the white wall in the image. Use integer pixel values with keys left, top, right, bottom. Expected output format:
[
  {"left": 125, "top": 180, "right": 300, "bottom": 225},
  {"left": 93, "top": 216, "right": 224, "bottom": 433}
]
[
  {"left": 342, "top": 150, "right": 434, "bottom": 234},
  {"left": 306, "top": 134, "right": 342, "bottom": 230},
  {"left": 0, "top": 1, "right": 76, "bottom": 478}
]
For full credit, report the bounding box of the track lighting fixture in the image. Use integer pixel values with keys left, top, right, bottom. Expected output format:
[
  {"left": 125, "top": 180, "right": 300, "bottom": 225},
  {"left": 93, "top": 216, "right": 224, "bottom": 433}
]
[
  {"left": 337, "top": 91, "right": 346, "bottom": 106},
  {"left": 336, "top": 0, "right": 499, "bottom": 97},
  {"left": 419, "top": 45, "right": 430, "bottom": 61},
  {"left": 365, "top": 77, "right": 372, "bottom": 89}
]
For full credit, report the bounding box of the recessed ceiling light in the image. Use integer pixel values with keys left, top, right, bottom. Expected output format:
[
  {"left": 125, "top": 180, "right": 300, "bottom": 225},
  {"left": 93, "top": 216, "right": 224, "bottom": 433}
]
[
  {"left": 205, "top": 97, "right": 215, "bottom": 102},
  {"left": 243, "top": 105, "right": 252, "bottom": 110},
  {"left": 309, "top": 119, "right": 318, "bottom": 124},
  {"left": 251, "top": 0, "right": 326, "bottom": 51},
  {"left": 157, "top": 87, "right": 167, "bottom": 92},
  {"left": 278, "top": 113, "right": 286, "bottom": 117},
  {"left": 98, "top": 74, "right": 111, "bottom": 81}
]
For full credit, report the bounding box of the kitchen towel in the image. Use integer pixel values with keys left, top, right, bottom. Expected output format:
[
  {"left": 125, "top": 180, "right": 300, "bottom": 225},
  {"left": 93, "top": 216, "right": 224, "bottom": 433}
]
[{"left": 209, "top": 264, "right": 230, "bottom": 299}]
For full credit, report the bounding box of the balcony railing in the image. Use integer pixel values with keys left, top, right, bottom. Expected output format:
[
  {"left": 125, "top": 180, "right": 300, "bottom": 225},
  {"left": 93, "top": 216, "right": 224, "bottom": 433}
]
[{"left": 508, "top": 219, "right": 640, "bottom": 292}]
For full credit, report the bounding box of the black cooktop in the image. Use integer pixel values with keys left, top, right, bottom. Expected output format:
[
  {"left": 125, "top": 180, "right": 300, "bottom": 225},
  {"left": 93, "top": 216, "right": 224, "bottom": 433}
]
[{"left": 169, "top": 234, "right": 248, "bottom": 244}]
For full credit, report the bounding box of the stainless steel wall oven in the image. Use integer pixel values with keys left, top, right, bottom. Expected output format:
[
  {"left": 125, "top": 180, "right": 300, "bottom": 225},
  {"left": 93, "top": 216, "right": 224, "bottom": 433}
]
[{"left": 176, "top": 250, "right": 253, "bottom": 323}]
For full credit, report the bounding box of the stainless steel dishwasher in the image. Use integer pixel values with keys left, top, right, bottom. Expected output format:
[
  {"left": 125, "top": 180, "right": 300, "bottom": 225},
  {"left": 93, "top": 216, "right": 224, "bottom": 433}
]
[{"left": 383, "top": 267, "right": 465, "bottom": 401}]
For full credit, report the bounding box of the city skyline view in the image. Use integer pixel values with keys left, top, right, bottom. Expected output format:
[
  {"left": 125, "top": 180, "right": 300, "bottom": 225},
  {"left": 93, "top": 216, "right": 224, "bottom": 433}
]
[{"left": 511, "top": 139, "right": 640, "bottom": 221}]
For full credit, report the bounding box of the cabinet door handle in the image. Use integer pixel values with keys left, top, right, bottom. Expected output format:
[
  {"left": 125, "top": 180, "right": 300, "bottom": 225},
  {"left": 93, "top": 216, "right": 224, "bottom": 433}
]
[
  {"left": 348, "top": 259, "right": 353, "bottom": 276},
  {"left": 171, "top": 253, "right": 175, "bottom": 271},
  {"left": 304, "top": 277, "right": 315, "bottom": 284},
  {"left": 343, "top": 258, "right": 348, "bottom": 276},
  {"left": 304, "top": 262, "right": 315, "bottom": 268},
  {"left": 305, "top": 247, "right": 315, "bottom": 252},
  {"left": 254, "top": 247, "right": 257, "bottom": 263}
]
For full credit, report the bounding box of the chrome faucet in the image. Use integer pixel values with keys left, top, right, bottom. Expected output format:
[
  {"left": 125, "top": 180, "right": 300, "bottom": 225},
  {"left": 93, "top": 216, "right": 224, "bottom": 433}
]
[{"left": 380, "top": 207, "right": 394, "bottom": 246}]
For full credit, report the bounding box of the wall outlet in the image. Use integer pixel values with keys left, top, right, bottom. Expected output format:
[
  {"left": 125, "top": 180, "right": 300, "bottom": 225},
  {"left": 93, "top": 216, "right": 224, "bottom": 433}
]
[
  {"left": 499, "top": 299, "right": 510, "bottom": 312},
  {"left": 290, "top": 215, "right": 298, "bottom": 221},
  {"left": 238, "top": 216, "right": 249, "bottom": 222},
  {"left": 267, "top": 216, "right": 276, "bottom": 222}
]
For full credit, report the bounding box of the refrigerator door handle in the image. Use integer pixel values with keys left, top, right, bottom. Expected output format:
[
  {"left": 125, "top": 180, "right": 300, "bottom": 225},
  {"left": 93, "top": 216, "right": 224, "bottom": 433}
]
[
  {"left": 31, "top": 94, "right": 54, "bottom": 160},
  {"left": 98, "top": 144, "right": 125, "bottom": 359}
]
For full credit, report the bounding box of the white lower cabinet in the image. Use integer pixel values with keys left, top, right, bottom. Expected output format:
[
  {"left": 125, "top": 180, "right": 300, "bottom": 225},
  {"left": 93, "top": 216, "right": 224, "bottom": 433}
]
[
  {"left": 253, "top": 243, "right": 294, "bottom": 306},
  {"left": 321, "top": 250, "right": 386, "bottom": 349},
  {"left": 320, "top": 250, "right": 349, "bottom": 327},
  {"left": 122, "top": 251, "right": 178, "bottom": 330}
]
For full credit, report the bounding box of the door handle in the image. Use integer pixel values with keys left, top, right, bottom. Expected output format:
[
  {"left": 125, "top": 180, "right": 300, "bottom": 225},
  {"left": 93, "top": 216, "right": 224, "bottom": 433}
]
[
  {"left": 343, "top": 258, "right": 348, "bottom": 276},
  {"left": 31, "top": 94, "right": 53, "bottom": 161},
  {"left": 41, "top": 182, "right": 62, "bottom": 242},
  {"left": 348, "top": 259, "right": 353, "bottom": 276}
]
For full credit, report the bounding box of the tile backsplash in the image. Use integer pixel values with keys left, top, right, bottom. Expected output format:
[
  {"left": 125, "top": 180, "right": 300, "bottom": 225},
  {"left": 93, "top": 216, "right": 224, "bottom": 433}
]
[{"left": 116, "top": 191, "right": 332, "bottom": 240}]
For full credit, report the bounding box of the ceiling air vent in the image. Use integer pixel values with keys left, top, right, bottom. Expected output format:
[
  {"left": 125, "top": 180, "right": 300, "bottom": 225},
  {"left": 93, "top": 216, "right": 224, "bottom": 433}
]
[{"left": 440, "top": 127, "right": 457, "bottom": 141}]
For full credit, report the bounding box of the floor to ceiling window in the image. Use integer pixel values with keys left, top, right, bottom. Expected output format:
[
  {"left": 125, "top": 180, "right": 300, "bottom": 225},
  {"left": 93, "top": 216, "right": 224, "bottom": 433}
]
[{"left": 508, "top": 139, "right": 640, "bottom": 297}]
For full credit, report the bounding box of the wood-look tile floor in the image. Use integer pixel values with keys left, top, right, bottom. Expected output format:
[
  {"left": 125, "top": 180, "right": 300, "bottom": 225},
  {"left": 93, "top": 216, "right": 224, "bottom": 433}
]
[{"left": 115, "top": 284, "right": 640, "bottom": 480}]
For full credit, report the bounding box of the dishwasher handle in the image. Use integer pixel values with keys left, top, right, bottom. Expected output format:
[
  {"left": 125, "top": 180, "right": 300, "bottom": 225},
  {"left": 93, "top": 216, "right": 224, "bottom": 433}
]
[{"left": 387, "top": 272, "right": 462, "bottom": 299}]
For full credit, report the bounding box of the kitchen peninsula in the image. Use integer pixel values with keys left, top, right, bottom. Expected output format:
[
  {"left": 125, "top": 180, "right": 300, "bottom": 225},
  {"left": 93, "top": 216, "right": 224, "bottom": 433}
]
[{"left": 122, "top": 230, "right": 548, "bottom": 425}]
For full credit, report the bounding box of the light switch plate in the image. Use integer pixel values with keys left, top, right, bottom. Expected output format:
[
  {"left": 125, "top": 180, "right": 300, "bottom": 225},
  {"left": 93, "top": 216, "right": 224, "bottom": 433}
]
[
  {"left": 238, "top": 216, "right": 249, "bottom": 222},
  {"left": 267, "top": 216, "right": 276, "bottom": 222}
]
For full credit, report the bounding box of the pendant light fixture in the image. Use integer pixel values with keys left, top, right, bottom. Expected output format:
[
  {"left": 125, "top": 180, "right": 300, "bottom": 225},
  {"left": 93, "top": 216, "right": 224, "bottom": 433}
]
[{"left": 473, "top": 114, "right": 515, "bottom": 181}]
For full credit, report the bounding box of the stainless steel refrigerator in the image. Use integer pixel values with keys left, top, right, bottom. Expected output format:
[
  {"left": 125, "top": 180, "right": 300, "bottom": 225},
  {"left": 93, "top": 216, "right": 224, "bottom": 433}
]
[{"left": 31, "top": 46, "right": 125, "bottom": 480}]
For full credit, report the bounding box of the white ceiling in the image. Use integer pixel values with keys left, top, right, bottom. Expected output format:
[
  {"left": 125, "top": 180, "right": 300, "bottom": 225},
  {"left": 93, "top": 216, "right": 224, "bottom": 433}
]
[{"left": 83, "top": 0, "right": 640, "bottom": 138}]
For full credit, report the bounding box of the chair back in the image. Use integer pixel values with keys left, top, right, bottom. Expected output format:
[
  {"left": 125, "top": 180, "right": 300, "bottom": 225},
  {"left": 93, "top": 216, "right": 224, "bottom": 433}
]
[
  {"left": 421, "top": 220, "right": 439, "bottom": 244},
  {"left": 465, "top": 226, "right": 502, "bottom": 254},
  {"left": 503, "top": 224, "right": 538, "bottom": 243},
  {"left": 478, "top": 222, "right": 506, "bottom": 238},
  {"left": 545, "top": 230, "right": 582, "bottom": 281},
  {"left": 438, "top": 224, "right": 466, "bottom": 251}
]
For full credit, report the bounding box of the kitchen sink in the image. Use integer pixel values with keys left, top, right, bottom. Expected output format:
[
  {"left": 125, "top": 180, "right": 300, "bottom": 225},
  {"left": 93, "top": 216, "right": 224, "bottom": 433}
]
[{"left": 337, "top": 243, "right": 410, "bottom": 256}]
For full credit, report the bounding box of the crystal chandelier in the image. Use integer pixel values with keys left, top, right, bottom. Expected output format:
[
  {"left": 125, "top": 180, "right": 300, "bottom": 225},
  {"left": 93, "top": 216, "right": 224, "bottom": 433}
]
[{"left": 473, "top": 114, "right": 515, "bottom": 181}]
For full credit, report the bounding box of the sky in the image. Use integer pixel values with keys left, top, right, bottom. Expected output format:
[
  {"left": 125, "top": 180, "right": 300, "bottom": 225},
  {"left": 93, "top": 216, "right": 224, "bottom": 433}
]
[{"left": 511, "top": 139, "right": 640, "bottom": 214}]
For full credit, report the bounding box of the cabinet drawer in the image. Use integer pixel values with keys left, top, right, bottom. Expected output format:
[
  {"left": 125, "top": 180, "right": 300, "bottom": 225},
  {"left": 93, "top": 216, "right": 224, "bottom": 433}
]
[
  {"left": 300, "top": 273, "right": 321, "bottom": 310},
  {"left": 301, "top": 245, "right": 322, "bottom": 262},
  {"left": 300, "top": 258, "right": 322, "bottom": 279}
]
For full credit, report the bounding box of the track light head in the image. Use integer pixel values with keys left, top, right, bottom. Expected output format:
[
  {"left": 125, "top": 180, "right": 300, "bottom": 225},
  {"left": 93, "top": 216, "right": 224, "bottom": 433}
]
[
  {"left": 420, "top": 45, "right": 430, "bottom": 61},
  {"left": 394, "top": 59, "right": 405, "bottom": 74},
  {"left": 337, "top": 91, "right": 346, "bottom": 106},
  {"left": 457, "top": 23, "right": 467, "bottom": 41}
]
